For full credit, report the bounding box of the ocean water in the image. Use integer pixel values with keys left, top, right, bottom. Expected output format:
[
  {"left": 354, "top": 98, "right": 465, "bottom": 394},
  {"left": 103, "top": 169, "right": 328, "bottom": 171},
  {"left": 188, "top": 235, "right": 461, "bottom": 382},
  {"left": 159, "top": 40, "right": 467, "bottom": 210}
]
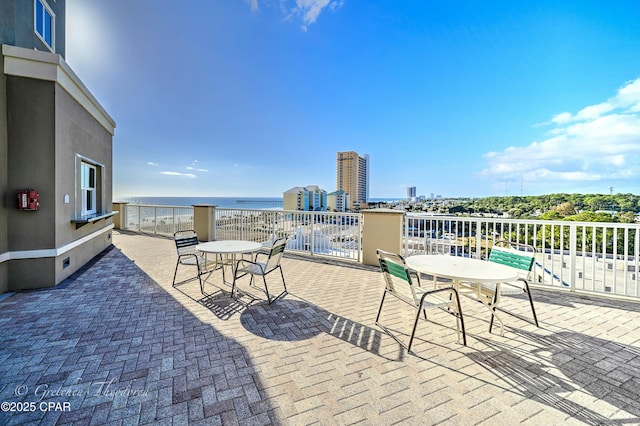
[
  {"left": 116, "top": 196, "right": 402, "bottom": 210},
  {"left": 116, "top": 197, "right": 283, "bottom": 210}
]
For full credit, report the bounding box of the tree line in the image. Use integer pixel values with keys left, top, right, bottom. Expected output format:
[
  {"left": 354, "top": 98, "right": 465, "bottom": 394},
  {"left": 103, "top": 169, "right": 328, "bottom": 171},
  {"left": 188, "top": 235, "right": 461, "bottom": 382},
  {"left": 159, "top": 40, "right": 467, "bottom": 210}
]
[{"left": 418, "top": 193, "right": 640, "bottom": 223}]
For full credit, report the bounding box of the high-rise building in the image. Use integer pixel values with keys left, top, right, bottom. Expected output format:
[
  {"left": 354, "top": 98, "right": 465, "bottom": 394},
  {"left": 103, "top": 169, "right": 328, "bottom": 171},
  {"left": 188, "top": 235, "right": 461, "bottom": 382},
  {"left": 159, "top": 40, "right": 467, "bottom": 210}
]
[
  {"left": 336, "top": 151, "right": 369, "bottom": 210},
  {"left": 407, "top": 186, "right": 417, "bottom": 199},
  {"left": 327, "top": 189, "right": 350, "bottom": 212},
  {"left": 283, "top": 185, "right": 327, "bottom": 211}
]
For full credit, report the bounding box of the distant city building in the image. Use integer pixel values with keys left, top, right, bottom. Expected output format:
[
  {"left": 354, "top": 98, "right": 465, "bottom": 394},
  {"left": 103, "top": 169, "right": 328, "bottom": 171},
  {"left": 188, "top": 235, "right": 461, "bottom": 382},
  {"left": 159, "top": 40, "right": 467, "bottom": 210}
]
[
  {"left": 327, "top": 189, "right": 350, "bottom": 212},
  {"left": 407, "top": 186, "right": 416, "bottom": 199},
  {"left": 283, "top": 185, "right": 327, "bottom": 211},
  {"left": 336, "top": 151, "right": 369, "bottom": 210}
]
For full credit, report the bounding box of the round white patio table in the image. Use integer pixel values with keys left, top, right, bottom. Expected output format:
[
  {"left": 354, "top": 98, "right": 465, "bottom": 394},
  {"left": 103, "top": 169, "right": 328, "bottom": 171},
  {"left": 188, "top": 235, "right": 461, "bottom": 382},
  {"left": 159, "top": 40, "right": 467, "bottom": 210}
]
[
  {"left": 405, "top": 255, "right": 519, "bottom": 335},
  {"left": 196, "top": 240, "right": 263, "bottom": 296},
  {"left": 196, "top": 240, "right": 263, "bottom": 257}
]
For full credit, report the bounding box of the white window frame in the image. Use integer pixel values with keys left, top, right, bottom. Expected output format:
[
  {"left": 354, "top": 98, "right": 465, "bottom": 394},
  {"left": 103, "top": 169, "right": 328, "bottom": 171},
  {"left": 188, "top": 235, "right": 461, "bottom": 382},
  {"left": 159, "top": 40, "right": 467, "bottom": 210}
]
[
  {"left": 34, "top": 0, "right": 55, "bottom": 52},
  {"left": 81, "top": 162, "right": 97, "bottom": 216}
]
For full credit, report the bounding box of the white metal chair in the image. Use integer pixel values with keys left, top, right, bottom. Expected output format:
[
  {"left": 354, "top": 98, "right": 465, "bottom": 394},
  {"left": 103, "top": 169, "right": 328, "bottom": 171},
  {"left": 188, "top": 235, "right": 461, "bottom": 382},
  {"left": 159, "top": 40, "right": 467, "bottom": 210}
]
[
  {"left": 375, "top": 249, "right": 466, "bottom": 352},
  {"left": 233, "top": 237, "right": 288, "bottom": 304},
  {"left": 482, "top": 240, "right": 539, "bottom": 333},
  {"left": 172, "top": 230, "right": 220, "bottom": 293}
]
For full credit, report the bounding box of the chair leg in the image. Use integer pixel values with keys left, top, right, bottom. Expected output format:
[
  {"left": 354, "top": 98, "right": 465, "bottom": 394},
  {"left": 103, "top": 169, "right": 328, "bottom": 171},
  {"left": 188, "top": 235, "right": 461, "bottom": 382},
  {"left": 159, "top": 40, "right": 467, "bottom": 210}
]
[
  {"left": 231, "top": 261, "right": 248, "bottom": 299},
  {"left": 375, "top": 291, "right": 387, "bottom": 324},
  {"left": 191, "top": 257, "right": 202, "bottom": 294},
  {"left": 222, "top": 254, "right": 228, "bottom": 283},
  {"left": 197, "top": 267, "right": 204, "bottom": 294},
  {"left": 279, "top": 267, "right": 287, "bottom": 294},
  {"left": 407, "top": 307, "right": 423, "bottom": 353},
  {"left": 231, "top": 273, "right": 238, "bottom": 299},
  {"left": 172, "top": 261, "right": 180, "bottom": 287},
  {"left": 173, "top": 254, "right": 205, "bottom": 291},
  {"left": 488, "top": 290, "right": 499, "bottom": 334},
  {"left": 452, "top": 291, "right": 467, "bottom": 346},
  {"left": 488, "top": 282, "right": 539, "bottom": 331},
  {"left": 263, "top": 269, "right": 287, "bottom": 304},
  {"left": 263, "top": 275, "right": 272, "bottom": 304},
  {"left": 523, "top": 281, "right": 539, "bottom": 327}
]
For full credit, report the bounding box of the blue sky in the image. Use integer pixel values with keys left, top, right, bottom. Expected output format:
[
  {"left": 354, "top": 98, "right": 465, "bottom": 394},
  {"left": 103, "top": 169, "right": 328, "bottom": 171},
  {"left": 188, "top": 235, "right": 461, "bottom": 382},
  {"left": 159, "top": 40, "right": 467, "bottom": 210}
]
[{"left": 65, "top": 0, "right": 640, "bottom": 199}]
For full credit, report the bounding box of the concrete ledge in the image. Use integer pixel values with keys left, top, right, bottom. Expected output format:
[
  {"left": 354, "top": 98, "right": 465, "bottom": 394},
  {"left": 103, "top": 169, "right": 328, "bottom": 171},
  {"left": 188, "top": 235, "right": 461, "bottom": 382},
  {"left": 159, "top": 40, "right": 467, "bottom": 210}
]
[
  {"left": 0, "top": 224, "right": 114, "bottom": 261},
  {"left": 2, "top": 44, "right": 115, "bottom": 135},
  {"left": 7, "top": 226, "right": 113, "bottom": 291}
]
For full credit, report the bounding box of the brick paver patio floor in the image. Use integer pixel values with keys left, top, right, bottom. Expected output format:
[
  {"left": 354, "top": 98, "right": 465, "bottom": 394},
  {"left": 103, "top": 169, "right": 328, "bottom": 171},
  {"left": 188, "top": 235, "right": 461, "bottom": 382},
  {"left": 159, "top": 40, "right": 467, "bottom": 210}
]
[{"left": 1, "top": 230, "right": 640, "bottom": 425}]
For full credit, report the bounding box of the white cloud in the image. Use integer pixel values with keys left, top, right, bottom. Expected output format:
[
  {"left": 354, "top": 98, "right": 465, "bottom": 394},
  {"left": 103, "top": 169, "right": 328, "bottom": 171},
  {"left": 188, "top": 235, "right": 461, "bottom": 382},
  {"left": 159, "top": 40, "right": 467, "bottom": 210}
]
[
  {"left": 296, "top": 0, "right": 331, "bottom": 29},
  {"left": 160, "top": 171, "right": 197, "bottom": 178},
  {"left": 330, "top": 1, "right": 344, "bottom": 11},
  {"left": 551, "top": 112, "right": 572, "bottom": 125},
  {"left": 186, "top": 160, "right": 208, "bottom": 172},
  {"left": 246, "top": 0, "right": 259, "bottom": 12},
  {"left": 253, "top": 0, "right": 343, "bottom": 30},
  {"left": 147, "top": 161, "right": 159, "bottom": 166},
  {"left": 482, "top": 78, "right": 640, "bottom": 192},
  {"left": 616, "top": 78, "right": 640, "bottom": 112},
  {"left": 574, "top": 103, "right": 615, "bottom": 121}
]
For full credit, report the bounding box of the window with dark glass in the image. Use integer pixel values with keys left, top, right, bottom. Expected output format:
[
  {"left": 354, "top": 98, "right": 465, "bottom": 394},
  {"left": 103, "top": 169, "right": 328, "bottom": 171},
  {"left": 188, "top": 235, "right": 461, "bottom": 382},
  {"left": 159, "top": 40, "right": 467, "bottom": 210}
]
[{"left": 34, "top": 0, "right": 54, "bottom": 50}]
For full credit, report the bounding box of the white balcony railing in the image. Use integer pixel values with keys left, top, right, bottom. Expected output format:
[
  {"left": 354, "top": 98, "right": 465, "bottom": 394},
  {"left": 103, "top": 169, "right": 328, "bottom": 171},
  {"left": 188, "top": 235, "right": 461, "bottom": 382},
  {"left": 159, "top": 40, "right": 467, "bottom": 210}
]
[
  {"left": 213, "top": 208, "right": 362, "bottom": 261},
  {"left": 121, "top": 205, "right": 362, "bottom": 261},
  {"left": 119, "top": 204, "right": 639, "bottom": 300},
  {"left": 123, "top": 204, "right": 194, "bottom": 235},
  {"left": 404, "top": 213, "right": 640, "bottom": 299}
]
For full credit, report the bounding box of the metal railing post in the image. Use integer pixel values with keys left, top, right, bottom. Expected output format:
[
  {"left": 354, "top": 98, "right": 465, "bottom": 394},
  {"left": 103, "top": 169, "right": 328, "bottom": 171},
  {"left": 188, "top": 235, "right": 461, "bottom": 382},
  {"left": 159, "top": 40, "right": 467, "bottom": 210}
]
[
  {"left": 475, "top": 221, "right": 482, "bottom": 259},
  {"left": 403, "top": 215, "right": 408, "bottom": 255},
  {"left": 359, "top": 213, "right": 363, "bottom": 263},
  {"left": 152, "top": 207, "right": 156, "bottom": 234},
  {"left": 310, "top": 212, "right": 315, "bottom": 255},
  {"left": 211, "top": 206, "right": 216, "bottom": 241},
  {"left": 569, "top": 223, "right": 577, "bottom": 292},
  {"left": 273, "top": 212, "right": 277, "bottom": 239}
]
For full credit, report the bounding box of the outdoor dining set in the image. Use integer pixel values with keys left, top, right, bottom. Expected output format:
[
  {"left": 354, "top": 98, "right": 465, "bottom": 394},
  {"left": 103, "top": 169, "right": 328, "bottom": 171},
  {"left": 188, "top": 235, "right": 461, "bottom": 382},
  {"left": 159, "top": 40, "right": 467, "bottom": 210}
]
[
  {"left": 376, "top": 242, "right": 539, "bottom": 352},
  {"left": 171, "top": 229, "right": 539, "bottom": 354},
  {"left": 172, "top": 230, "right": 289, "bottom": 305}
]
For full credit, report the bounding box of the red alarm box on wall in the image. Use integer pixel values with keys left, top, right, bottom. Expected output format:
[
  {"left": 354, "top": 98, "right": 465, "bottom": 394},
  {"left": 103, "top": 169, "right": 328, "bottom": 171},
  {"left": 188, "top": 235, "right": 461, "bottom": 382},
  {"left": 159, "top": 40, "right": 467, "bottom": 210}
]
[{"left": 17, "top": 190, "right": 39, "bottom": 211}]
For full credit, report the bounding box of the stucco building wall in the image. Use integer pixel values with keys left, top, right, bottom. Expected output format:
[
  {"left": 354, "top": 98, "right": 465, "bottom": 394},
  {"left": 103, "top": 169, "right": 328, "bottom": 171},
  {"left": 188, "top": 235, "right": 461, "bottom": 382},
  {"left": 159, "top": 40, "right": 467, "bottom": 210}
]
[
  {"left": 0, "top": 54, "right": 7, "bottom": 293},
  {"left": 0, "top": 44, "right": 115, "bottom": 291}
]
